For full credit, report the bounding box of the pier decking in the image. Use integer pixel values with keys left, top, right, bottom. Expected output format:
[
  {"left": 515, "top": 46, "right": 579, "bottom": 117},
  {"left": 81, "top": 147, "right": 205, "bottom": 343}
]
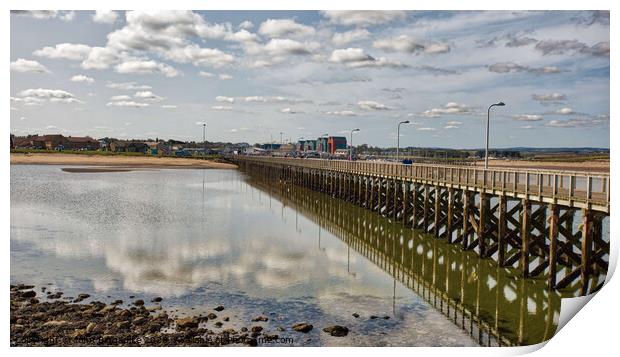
[{"left": 228, "top": 156, "right": 610, "bottom": 295}]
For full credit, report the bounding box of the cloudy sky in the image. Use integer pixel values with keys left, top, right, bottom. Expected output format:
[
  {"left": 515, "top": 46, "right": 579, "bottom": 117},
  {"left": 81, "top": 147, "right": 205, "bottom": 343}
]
[{"left": 10, "top": 10, "right": 609, "bottom": 148}]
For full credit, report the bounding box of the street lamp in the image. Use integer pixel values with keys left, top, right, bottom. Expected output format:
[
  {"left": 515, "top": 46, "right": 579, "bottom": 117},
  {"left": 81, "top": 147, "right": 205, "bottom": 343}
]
[
  {"left": 396, "top": 120, "right": 410, "bottom": 162},
  {"left": 280, "top": 132, "right": 283, "bottom": 145},
  {"left": 350, "top": 128, "right": 360, "bottom": 160},
  {"left": 202, "top": 123, "right": 206, "bottom": 156},
  {"left": 485, "top": 101, "right": 506, "bottom": 169}
]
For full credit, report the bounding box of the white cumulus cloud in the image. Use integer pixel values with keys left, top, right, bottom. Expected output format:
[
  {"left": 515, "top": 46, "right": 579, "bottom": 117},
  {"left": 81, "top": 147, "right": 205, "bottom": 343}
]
[
  {"left": 106, "top": 82, "right": 152, "bottom": 91},
  {"left": 10, "top": 58, "right": 50, "bottom": 73},
  {"left": 135, "top": 90, "right": 164, "bottom": 101},
  {"left": 115, "top": 59, "right": 179, "bottom": 77},
  {"left": 110, "top": 95, "right": 132, "bottom": 101},
  {"left": 512, "top": 114, "right": 544, "bottom": 121},
  {"left": 358, "top": 100, "right": 389, "bottom": 110},
  {"left": 258, "top": 19, "right": 315, "bottom": 38},
  {"left": 106, "top": 101, "right": 149, "bottom": 108},
  {"left": 373, "top": 35, "right": 451, "bottom": 54},
  {"left": 320, "top": 10, "right": 407, "bottom": 27},
  {"left": 329, "top": 48, "right": 407, "bottom": 69},
  {"left": 34, "top": 43, "right": 92, "bottom": 61},
  {"left": 70, "top": 74, "right": 95, "bottom": 83},
  {"left": 93, "top": 10, "right": 119, "bottom": 24},
  {"left": 215, "top": 96, "right": 235, "bottom": 103},
  {"left": 211, "top": 105, "right": 233, "bottom": 111},
  {"left": 17, "top": 88, "right": 83, "bottom": 104},
  {"left": 332, "top": 29, "right": 370, "bottom": 46}
]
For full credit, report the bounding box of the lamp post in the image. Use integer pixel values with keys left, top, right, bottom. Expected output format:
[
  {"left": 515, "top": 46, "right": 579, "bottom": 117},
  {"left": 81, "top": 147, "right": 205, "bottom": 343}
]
[
  {"left": 280, "top": 132, "right": 283, "bottom": 145},
  {"left": 485, "top": 101, "right": 506, "bottom": 169},
  {"left": 350, "top": 128, "right": 360, "bottom": 160},
  {"left": 396, "top": 120, "right": 410, "bottom": 162},
  {"left": 202, "top": 123, "right": 206, "bottom": 156}
]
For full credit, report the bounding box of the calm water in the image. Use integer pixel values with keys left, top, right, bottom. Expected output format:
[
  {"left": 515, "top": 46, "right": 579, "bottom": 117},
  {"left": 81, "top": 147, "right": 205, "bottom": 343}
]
[{"left": 11, "top": 165, "right": 562, "bottom": 346}]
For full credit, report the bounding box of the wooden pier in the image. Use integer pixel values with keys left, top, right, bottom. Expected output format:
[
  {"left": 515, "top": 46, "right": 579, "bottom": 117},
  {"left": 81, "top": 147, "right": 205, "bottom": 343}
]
[
  {"left": 245, "top": 176, "right": 562, "bottom": 346},
  {"left": 228, "top": 156, "right": 610, "bottom": 295}
]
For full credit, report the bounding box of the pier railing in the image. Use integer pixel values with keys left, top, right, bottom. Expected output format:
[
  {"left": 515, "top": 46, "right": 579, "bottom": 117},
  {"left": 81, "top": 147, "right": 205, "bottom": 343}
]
[{"left": 228, "top": 156, "right": 610, "bottom": 213}]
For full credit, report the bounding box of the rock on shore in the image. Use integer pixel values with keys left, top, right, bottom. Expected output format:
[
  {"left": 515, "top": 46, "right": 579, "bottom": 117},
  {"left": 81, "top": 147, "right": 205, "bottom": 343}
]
[{"left": 10, "top": 284, "right": 276, "bottom": 347}]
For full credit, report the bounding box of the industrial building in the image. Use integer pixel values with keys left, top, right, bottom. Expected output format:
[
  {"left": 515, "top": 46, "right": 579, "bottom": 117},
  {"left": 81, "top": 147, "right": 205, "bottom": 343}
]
[
  {"left": 327, "top": 136, "right": 347, "bottom": 154},
  {"left": 297, "top": 136, "right": 347, "bottom": 154}
]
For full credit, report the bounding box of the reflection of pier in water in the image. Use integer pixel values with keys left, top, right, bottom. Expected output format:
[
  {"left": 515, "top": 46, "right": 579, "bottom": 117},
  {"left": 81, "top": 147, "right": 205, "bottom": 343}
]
[
  {"left": 230, "top": 156, "right": 609, "bottom": 296},
  {"left": 246, "top": 176, "right": 561, "bottom": 347}
]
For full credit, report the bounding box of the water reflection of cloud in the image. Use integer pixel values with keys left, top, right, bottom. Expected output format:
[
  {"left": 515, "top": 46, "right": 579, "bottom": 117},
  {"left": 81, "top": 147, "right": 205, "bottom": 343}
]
[{"left": 12, "top": 166, "right": 486, "bottom": 345}]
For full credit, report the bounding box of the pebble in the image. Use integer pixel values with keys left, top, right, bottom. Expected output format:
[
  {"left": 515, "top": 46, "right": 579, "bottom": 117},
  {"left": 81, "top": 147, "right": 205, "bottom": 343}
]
[
  {"left": 292, "top": 323, "right": 313, "bottom": 333},
  {"left": 43, "top": 320, "right": 70, "bottom": 327},
  {"left": 73, "top": 293, "right": 90, "bottom": 303},
  {"left": 323, "top": 325, "right": 349, "bottom": 337},
  {"left": 176, "top": 317, "right": 198, "bottom": 329},
  {"left": 263, "top": 334, "right": 279, "bottom": 340},
  {"left": 21, "top": 290, "right": 37, "bottom": 298},
  {"left": 133, "top": 317, "right": 148, "bottom": 325}
]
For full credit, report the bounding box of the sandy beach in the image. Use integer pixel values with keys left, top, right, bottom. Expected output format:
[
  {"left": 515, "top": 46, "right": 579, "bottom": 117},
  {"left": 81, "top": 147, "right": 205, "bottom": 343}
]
[{"left": 10, "top": 153, "right": 237, "bottom": 169}]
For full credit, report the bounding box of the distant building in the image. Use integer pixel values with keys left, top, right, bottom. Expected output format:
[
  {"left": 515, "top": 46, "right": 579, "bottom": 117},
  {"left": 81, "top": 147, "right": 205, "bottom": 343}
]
[
  {"left": 144, "top": 141, "right": 167, "bottom": 155},
  {"left": 12, "top": 135, "right": 38, "bottom": 149},
  {"left": 258, "top": 143, "right": 281, "bottom": 151},
  {"left": 278, "top": 143, "right": 295, "bottom": 152},
  {"left": 110, "top": 141, "right": 149, "bottom": 153},
  {"left": 12, "top": 134, "right": 99, "bottom": 151},
  {"left": 63, "top": 136, "right": 100, "bottom": 150},
  {"left": 222, "top": 142, "right": 250, "bottom": 154},
  {"left": 297, "top": 140, "right": 306, "bottom": 152},
  {"left": 316, "top": 137, "right": 329, "bottom": 152},
  {"left": 244, "top": 147, "right": 267, "bottom": 155},
  {"left": 303, "top": 140, "right": 317, "bottom": 151},
  {"left": 328, "top": 136, "right": 347, "bottom": 154},
  {"left": 35, "top": 135, "right": 63, "bottom": 150}
]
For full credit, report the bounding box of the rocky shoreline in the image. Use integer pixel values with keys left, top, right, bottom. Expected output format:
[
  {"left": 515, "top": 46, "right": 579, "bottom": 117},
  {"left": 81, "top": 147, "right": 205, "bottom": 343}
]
[{"left": 10, "top": 283, "right": 352, "bottom": 347}]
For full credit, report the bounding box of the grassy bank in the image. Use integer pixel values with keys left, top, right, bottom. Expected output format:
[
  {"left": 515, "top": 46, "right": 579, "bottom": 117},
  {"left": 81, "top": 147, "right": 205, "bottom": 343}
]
[{"left": 523, "top": 154, "right": 610, "bottom": 163}]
